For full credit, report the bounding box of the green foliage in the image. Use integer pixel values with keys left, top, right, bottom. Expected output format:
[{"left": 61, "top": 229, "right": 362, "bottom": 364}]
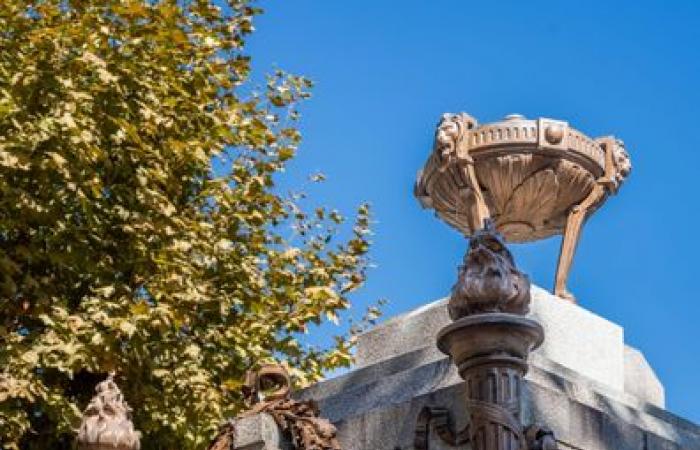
[{"left": 0, "top": 1, "right": 374, "bottom": 448}]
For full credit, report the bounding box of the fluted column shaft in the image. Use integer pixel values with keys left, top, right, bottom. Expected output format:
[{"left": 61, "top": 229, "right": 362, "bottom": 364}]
[{"left": 462, "top": 357, "right": 526, "bottom": 450}]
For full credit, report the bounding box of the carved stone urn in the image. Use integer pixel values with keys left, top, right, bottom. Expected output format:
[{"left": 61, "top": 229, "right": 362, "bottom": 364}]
[{"left": 415, "top": 113, "right": 631, "bottom": 301}]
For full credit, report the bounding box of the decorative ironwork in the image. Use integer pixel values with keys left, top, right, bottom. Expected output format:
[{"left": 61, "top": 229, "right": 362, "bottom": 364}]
[
  {"left": 207, "top": 364, "right": 340, "bottom": 450},
  {"left": 415, "top": 225, "right": 558, "bottom": 450},
  {"left": 414, "top": 407, "right": 469, "bottom": 450}
]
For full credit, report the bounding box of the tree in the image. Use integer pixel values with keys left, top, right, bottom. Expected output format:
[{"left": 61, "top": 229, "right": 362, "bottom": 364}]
[{"left": 0, "top": 1, "right": 374, "bottom": 448}]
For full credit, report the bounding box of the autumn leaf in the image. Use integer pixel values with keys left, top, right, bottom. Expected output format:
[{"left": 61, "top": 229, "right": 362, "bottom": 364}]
[{"left": 0, "top": 1, "right": 375, "bottom": 448}]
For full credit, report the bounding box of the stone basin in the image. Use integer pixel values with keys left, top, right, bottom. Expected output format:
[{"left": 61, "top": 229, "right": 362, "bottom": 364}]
[{"left": 415, "top": 114, "right": 629, "bottom": 242}]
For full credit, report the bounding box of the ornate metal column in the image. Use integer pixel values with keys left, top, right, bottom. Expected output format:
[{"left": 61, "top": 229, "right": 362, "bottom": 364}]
[{"left": 415, "top": 224, "right": 557, "bottom": 450}]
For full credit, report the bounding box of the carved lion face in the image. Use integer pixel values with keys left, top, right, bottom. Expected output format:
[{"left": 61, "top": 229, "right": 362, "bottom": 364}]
[
  {"left": 448, "top": 224, "right": 530, "bottom": 319},
  {"left": 434, "top": 113, "right": 477, "bottom": 164}
]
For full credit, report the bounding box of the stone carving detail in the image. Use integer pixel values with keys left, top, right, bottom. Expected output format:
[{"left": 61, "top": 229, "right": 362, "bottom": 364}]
[
  {"left": 415, "top": 411, "right": 558, "bottom": 450},
  {"left": 76, "top": 374, "right": 141, "bottom": 450},
  {"left": 554, "top": 137, "right": 630, "bottom": 300},
  {"left": 208, "top": 364, "right": 340, "bottom": 450},
  {"left": 415, "top": 113, "right": 631, "bottom": 301},
  {"left": 525, "top": 425, "right": 559, "bottom": 450},
  {"left": 416, "top": 225, "right": 557, "bottom": 450},
  {"left": 448, "top": 221, "right": 530, "bottom": 319},
  {"left": 434, "top": 113, "right": 478, "bottom": 170},
  {"left": 414, "top": 407, "right": 468, "bottom": 449}
]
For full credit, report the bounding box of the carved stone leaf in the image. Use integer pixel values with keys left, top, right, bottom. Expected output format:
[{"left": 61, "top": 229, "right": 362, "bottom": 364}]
[
  {"left": 431, "top": 166, "right": 463, "bottom": 213},
  {"left": 550, "top": 160, "right": 596, "bottom": 216},
  {"left": 478, "top": 154, "right": 550, "bottom": 213},
  {"left": 428, "top": 166, "right": 476, "bottom": 234},
  {"left": 503, "top": 168, "right": 558, "bottom": 226}
]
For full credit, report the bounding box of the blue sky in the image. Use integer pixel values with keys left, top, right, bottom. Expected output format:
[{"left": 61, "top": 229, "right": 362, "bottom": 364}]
[{"left": 246, "top": 0, "right": 700, "bottom": 423}]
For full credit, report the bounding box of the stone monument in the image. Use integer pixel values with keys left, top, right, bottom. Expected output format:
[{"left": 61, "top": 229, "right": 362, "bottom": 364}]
[{"left": 212, "top": 113, "right": 700, "bottom": 450}]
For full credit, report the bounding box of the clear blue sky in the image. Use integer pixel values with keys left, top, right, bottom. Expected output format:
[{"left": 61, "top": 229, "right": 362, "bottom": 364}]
[{"left": 246, "top": 0, "right": 700, "bottom": 423}]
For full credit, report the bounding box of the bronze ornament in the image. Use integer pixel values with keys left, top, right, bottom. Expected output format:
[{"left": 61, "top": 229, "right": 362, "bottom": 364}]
[
  {"left": 416, "top": 113, "right": 631, "bottom": 301},
  {"left": 414, "top": 225, "right": 558, "bottom": 450},
  {"left": 448, "top": 221, "right": 530, "bottom": 318}
]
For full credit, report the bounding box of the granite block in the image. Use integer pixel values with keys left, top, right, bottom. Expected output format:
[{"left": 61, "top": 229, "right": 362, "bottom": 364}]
[{"left": 354, "top": 286, "right": 664, "bottom": 406}]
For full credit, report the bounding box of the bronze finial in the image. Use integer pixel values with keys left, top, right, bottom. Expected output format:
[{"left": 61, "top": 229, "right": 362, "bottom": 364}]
[
  {"left": 76, "top": 373, "right": 140, "bottom": 450},
  {"left": 448, "top": 221, "right": 530, "bottom": 319}
]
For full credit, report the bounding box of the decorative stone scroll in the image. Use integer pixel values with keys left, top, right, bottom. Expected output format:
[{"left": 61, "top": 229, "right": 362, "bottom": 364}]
[
  {"left": 415, "top": 224, "right": 558, "bottom": 450},
  {"left": 76, "top": 373, "right": 141, "bottom": 450},
  {"left": 208, "top": 364, "right": 340, "bottom": 450},
  {"left": 415, "top": 113, "right": 631, "bottom": 301}
]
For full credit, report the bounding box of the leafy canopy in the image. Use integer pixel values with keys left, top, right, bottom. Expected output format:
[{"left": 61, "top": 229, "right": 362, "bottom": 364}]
[{"left": 0, "top": 1, "right": 375, "bottom": 448}]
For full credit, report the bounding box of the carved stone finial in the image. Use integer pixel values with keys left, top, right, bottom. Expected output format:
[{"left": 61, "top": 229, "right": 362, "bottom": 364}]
[
  {"left": 76, "top": 373, "right": 140, "bottom": 450},
  {"left": 448, "top": 221, "right": 531, "bottom": 320}
]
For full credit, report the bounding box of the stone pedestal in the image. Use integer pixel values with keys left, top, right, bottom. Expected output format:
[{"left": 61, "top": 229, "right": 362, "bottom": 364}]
[{"left": 297, "top": 286, "right": 699, "bottom": 449}]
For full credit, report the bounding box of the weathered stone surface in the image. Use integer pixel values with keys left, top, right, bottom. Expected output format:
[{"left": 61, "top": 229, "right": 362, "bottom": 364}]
[
  {"left": 306, "top": 377, "right": 698, "bottom": 450},
  {"left": 355, "top": 299, "right": 449, "bottom": 369},
  {"left": 355, "top": 285, "right": 660, "bottom": 406},
  {"left": 231, "top": 414, "right": 291, "bottom": 450},
  {"left": 299, "top": 289, "right": 698, "bottom": 450},
  {"left": 624, "top": 346, "right": 665, "bottom": 408},
  {"left": 301, "top": 359, "right": 698, "bottom": 450}
]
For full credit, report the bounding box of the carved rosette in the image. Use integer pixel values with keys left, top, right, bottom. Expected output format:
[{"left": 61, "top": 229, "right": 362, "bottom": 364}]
[{"left": 76, "top": 374, "right": 140, "bottom": 450}]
